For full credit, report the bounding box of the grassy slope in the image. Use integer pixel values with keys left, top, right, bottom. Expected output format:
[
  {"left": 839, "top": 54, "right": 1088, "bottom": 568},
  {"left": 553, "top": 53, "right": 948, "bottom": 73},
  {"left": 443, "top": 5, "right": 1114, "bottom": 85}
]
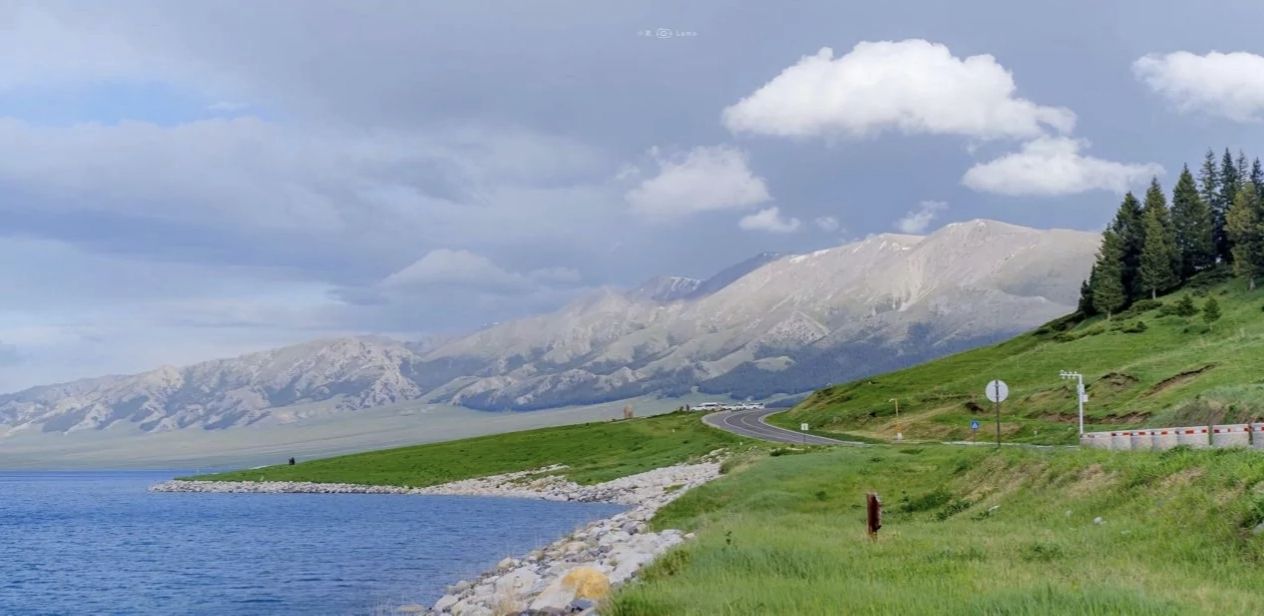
[
  {"left": 774, "top": 276, "right": 1264, "bottom": 444},
  {"left": 192, "top": 411, "right": 749, "bottom": 486},
  {"left": 612, "top": 444, "right": 1264, "bottom": 615}
]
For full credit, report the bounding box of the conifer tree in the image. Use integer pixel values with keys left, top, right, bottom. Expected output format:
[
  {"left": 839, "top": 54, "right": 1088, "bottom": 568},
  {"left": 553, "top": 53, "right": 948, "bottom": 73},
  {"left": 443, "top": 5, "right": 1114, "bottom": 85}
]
[
  {"left": 1199, "top": 149, "right": 1221, "bottom": 210},
  {"left": 1171, "top": 165, "right": 1215, "bottom": 276},
  {"left": 1110, "top": 192, "right": 1145, "bottom": 301},
  {"left": 1219, "top": 148, "right": 1242, "bottom": 262},
  {"left": 1142, "top": 177, "right": 1179, "bottom": 279},
  {"left": 1139, "top": 206, "right": 1179, "bottom": 299},
  {"left": 1252, "top": 158, "right": 1263, "bottom": 197},
  {"left": 1203, "top": 296, "right": 1221, "bottom": 329},
  {"left": 1077, "top": 278, "right": 1096, "bottom": 316},
  {"left": 1227, "top": 184, "right": 1264, "bottom": 289},
  {"left": 1091, "top": 229, "right": 1127, "bottom": 319},
  {"left": 1200, "top": 150, "right": 1225, "bottom": 263},
  {"left": 1174, "top": 294, "right": 1198, "bottom": 317}
]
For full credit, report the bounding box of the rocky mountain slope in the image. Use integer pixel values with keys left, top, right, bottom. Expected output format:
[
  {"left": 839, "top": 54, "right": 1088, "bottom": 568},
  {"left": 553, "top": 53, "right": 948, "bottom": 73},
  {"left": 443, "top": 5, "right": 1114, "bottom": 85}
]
[{"left": 0, "top": 220, "right": 1098, "bottom": 434}]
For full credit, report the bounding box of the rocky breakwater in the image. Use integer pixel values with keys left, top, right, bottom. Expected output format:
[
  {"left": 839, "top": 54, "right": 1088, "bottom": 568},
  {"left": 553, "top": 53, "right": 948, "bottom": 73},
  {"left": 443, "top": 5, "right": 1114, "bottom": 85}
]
[{"left": 150, "top": 450, "right": 727, "bottom": 615}]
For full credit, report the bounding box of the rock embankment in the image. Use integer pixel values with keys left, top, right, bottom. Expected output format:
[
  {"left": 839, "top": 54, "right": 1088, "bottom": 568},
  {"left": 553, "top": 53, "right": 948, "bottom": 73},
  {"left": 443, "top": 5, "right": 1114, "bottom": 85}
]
[{"left": 150, "top": 451, "right": 726, "bottom": 615}]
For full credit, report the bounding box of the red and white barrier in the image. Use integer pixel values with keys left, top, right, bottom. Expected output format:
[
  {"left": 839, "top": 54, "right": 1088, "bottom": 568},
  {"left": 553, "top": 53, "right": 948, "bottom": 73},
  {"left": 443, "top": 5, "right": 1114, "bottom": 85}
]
[
  {"left": 1174, "top": 426, "right": 1210, "bottom": 448},
  {"left": 1211, "top": 424, "right": 1250, "bottom": 448},
  {"left": 1079, "top": 431, "right": 1112, "bottom": 450},
  {"left": 1150, "top": 428, "right": 1178, "bottom": 451},
  {"left": 1252, "top": 423, "right": 1264, "bottom": 449},
  {"left": 1130, "top": 429, "right": 1154, "bottom": 452},
  {"left": 1110, "top": 431, "right": 1132, "bottom": 451}
]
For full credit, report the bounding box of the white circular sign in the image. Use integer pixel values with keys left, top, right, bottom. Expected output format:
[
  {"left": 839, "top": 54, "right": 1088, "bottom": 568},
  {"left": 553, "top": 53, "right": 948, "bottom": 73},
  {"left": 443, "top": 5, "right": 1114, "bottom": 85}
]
[{"left": 985, "top": 380, "right": 1009, "bottom": 403}]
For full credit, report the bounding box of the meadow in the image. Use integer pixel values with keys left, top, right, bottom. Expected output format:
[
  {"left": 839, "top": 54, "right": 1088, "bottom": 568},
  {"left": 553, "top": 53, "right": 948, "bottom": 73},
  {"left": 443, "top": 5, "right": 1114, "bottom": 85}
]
[
  {"left": 776, "top": 275, "right": 1264, "bottom": 444},
  {"left": 611, "top": 443, "right": 1264, "bottom": 615},
  {"left": 193, "top": 411, "right": 748, "bottom": 486}
]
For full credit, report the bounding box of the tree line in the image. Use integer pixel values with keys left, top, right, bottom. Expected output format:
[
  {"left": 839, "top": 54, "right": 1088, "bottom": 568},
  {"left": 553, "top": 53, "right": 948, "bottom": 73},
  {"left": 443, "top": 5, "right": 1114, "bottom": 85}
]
[{"left": 1080, "top": 148, "right": 1264, "bottom": 318}]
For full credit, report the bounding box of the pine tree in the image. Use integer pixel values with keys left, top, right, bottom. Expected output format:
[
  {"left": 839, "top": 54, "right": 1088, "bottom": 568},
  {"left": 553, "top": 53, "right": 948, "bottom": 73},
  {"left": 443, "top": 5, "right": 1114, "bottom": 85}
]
[
  {"left": 1200, "top": 150, "right": 1225, "bottom": 263},
  {"left": 1110, "top": 192, "right": 1146, "bottom": 301},
  {"left": 1171, "top": 165, "right": 1215, "bottom": 276},
  {"left": 1227, "top": 183, "right": 1264, "bottom": 289},
  {"left": 1077, "top": 278, "right": 1096, "bottom": 316},
  {"left": 1174, "top": 294, "right": 1198, "bottom": 317},
  {"left": 1091, "top": 229, "right": 1127, "bottom": 319},
  {"left": 1139, "top": 206, "right": 1179, "bottom": 299},
  {"left": 1203, "top": 296, "right": 1221, "bottom": 329},
  {"left": 1252, "top": 158, "right": 1263, "bottom": 197},
  {"left": 1142, "top": 177, "right": 1179, "bottom": 281},
  {"left": 1220, "top": 148, "right": 1242, "bottom": 262}
]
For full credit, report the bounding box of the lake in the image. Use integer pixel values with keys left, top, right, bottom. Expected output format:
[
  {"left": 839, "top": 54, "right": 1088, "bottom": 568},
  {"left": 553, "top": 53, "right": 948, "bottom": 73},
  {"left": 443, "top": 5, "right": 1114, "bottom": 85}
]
[{"left": 0, "top": 471, "right": 624, "bottom": 615}]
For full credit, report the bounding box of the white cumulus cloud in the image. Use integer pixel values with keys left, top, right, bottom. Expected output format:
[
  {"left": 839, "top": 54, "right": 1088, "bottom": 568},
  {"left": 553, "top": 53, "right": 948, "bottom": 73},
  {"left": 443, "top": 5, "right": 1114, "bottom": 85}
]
[
  {"left": 723, "top": 39, "right": 1075, "bottom": 140},
  {"left": 739, "top": 207, "right": 801, "bottom": 233},
  {"left": 1134, "top": 51, "right": 1264, "bottom": 122},
  {"left": 895, "top": 201, "right": 947, "bottom": 234},
  {"left": 625, "top": 146, "right": 771, "bottom": 220},
  {"left": 962, "top": 137, "right": 1162, "bottom": 196}
]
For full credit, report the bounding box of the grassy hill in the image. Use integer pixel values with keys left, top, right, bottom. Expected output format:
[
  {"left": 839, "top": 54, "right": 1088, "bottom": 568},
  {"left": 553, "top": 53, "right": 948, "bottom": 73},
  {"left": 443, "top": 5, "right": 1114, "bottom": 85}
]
[
  {"left": 192, "top": 411, "right": 748, "bottom": 486},
  {"left": 610, "top": 443, "right": 1264, "bottom": 615},
  {"left": 772, "top": 272, "right": 1264, "bottom": 444}
]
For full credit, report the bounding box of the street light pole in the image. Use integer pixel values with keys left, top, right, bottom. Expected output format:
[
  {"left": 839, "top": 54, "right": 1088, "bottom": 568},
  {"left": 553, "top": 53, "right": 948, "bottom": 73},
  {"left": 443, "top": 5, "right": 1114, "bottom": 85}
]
[{"left": 1060, "top": 371, "right": 1085, "bottom": 435}]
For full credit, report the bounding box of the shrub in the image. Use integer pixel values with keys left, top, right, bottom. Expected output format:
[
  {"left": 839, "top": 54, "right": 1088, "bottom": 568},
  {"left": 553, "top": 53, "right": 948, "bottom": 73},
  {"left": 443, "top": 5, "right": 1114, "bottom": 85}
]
[
  {"left": 1122, "top": 320, "right": 1148, "bottom": 334},
  {"left": 1128, "top": 299, "right": 1162, "bottom": 314},
  {"left": 900, "top": 489, "right": 953, "bottom": 513}
]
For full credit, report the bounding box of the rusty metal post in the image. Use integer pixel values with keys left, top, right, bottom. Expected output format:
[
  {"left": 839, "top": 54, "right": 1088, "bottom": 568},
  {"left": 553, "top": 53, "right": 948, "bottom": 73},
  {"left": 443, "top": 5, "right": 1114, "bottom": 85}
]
[{"left": 866, "top": 492, "right": 882, "bottom": 539}]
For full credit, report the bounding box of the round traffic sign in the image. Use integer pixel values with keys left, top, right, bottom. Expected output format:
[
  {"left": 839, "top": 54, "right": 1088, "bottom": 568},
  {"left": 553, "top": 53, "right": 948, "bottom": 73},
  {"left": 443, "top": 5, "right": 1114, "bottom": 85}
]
[{"left": 985, "top": 380, "right": 1009, "bottom": 403}]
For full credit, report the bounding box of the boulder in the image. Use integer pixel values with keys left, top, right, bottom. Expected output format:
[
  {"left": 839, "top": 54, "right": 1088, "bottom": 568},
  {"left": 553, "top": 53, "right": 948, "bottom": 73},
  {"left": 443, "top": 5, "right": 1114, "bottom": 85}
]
[
  {"left": 493, "top": 567, "right": 541, "bottom": 598},
  {"left": 528, "top": 566, "right": 610, "bottom": 612},
  {"left": 431, "top": 595, "right": 459, "bottom": 612}
]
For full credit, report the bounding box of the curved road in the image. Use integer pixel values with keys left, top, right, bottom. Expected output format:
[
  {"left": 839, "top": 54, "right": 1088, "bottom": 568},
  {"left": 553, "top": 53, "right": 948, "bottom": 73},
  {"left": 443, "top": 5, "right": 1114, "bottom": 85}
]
[{"left": 703, "top": 408, "right": 853, "bottom": 446}]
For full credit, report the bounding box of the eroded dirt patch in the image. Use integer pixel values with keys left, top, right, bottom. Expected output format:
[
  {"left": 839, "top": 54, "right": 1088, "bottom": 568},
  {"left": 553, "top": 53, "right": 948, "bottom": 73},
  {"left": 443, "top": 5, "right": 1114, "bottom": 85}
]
[{"left": 1145, "top": 364, "right": 1216, "bottom": 397}]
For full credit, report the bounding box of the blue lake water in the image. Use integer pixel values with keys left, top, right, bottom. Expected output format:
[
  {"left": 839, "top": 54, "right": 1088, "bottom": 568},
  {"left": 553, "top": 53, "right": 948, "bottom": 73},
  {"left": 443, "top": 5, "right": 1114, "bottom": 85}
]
[{"left": 0, "top": 471, "right": 624, "bottom": 615}]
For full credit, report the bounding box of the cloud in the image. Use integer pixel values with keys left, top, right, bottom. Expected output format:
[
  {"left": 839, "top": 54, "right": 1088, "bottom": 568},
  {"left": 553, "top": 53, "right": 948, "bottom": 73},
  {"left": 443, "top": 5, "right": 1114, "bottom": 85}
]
[
  {"left": 895, "top": 201, "right": 947, "bottom": 234},
  {"left": 1134, "top": 51, "right": 1264, "bottom": 122},
  {"left": 381, "top": 249, "right": 581, "bottom": 294},
  {"left": 625, "top": 146, "right": 771, "bottom": 220},
  {"left": 738, "top": 207, "right": 801, "bottom": 233},
  {"left": 813, "top": 216, "right": 841, "bottom": 232},
  {"left": 723, "top": 40, "right": 1075, "bottom": 140},
  {"left": 962, "top": 137, "right": 1162, "bottom": 196}
]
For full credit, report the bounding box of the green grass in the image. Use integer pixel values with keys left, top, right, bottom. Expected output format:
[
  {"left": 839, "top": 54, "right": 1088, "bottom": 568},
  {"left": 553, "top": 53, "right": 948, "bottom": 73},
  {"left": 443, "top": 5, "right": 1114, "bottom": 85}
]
[
  {"left": 775, "top": 275, "right": 1264, "bottom": 444},
  {"left": 611, "top": 444, "right": 1264, "bottom": 615},
  {"left": 191, "top": 411, "right": 749, "bottom": 486}
]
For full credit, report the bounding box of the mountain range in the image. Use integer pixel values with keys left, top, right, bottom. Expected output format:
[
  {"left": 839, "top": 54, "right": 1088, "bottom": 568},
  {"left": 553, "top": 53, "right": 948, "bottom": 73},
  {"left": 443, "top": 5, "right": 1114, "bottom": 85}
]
[{"left": 0, "top": 220, "right": 1099, "bottom": 436}]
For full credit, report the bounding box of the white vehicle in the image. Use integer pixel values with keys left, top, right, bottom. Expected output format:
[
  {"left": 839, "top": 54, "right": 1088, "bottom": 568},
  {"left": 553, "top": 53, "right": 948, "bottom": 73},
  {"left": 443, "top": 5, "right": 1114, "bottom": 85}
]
[{"left": 692, "top": 402, "right": 722, "bottom": 411}]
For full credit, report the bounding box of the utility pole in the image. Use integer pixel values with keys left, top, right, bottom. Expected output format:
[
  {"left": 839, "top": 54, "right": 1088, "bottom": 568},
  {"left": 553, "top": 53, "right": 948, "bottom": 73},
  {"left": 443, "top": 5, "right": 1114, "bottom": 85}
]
[{"left": 1060, "top": 371, "right": 1085, "bottom": 435}]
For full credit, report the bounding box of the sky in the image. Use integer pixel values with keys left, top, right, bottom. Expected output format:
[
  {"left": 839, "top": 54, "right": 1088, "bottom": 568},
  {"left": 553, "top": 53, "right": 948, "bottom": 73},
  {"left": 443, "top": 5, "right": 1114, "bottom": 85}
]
[{"left": 3, "top": 0, "right": 1264, "bottom": 392}]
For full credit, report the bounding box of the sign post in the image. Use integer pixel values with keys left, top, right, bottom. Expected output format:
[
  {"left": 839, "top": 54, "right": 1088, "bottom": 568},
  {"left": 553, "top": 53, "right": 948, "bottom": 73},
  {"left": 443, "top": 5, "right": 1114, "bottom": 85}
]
[
  {"left": 800, "top": 423, "right": 809, "bottom": 445},
  {"left": 970, "top": 419, "right": 980, "bottom": 441},
  {"left": 985, "top": 380, "right": 1009, "bottom": 448},
  {"left": 1060, "top": 371, "right": 1085, "bottom": 435}
]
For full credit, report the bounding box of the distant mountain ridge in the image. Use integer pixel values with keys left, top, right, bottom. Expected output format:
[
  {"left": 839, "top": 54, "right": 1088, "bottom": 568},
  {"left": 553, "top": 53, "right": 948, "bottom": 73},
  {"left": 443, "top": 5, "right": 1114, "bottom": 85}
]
[{"left": 0, "top": 220, "right": 1099, "bottom": 435}]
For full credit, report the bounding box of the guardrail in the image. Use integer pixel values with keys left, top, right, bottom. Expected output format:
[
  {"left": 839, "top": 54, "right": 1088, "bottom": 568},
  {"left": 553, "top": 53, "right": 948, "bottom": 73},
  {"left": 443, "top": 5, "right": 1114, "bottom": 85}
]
[{"left": 1080, "top": 423, "right": 1264, "bottom": 451}]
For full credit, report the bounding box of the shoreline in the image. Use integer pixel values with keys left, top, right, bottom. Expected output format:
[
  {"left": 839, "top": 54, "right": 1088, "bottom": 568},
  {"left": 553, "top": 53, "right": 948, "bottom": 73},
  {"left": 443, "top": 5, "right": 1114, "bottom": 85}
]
[{"left": 150, "top": 451, "right": 726, "bottom": 615}]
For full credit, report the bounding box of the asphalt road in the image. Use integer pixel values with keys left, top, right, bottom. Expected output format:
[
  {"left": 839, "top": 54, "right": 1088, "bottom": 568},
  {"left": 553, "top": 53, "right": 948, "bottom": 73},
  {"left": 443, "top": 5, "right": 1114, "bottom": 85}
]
[{"left": 703, "top": 408, "right": 853, "bottom": 446}]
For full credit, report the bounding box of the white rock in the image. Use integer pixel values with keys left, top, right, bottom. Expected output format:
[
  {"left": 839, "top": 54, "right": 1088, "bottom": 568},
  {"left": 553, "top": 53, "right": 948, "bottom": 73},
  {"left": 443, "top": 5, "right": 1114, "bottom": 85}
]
[{"left": 432, "top": 594, "right": 459, "bottom": 612}]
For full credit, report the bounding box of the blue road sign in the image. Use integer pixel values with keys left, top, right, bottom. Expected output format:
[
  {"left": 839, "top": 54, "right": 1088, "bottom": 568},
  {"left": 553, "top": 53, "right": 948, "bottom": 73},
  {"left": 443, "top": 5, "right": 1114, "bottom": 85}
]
[{"left": 970, "top": 419, "right": 981, "bottom": 431}]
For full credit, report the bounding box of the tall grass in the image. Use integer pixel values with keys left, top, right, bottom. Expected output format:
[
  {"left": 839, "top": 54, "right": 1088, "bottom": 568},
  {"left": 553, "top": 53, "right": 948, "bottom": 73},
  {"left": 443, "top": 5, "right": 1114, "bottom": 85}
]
[{"left": 610, "top": 445, "right": 1264, "bottom": 615}]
